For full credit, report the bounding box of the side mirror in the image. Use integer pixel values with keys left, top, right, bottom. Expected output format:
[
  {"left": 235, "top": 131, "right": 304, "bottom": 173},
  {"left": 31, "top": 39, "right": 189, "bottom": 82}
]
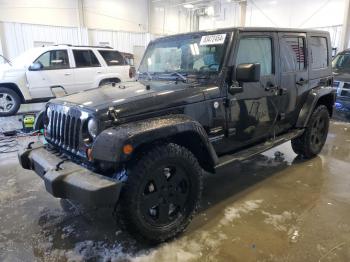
[
  {"left": 29, "top": 62, "right": 43, "bottom": 71},
  {"left": 236, "top": 63, "right": 261, "bottom": 82}
]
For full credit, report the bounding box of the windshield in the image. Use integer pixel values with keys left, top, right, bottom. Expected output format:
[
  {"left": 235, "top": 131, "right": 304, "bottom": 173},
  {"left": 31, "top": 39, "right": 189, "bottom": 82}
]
[
  {"left": 139, "top": 33, "right": 228, "bottom": 76},
  {"left": 0, "top": 55, "right": 10, "bottom": 65},
  {"left": 11, "top": 48, "right": 43, "bottom": 67},
  {"left": 332, "top": 53, "right": 350, "bottom": 70}
]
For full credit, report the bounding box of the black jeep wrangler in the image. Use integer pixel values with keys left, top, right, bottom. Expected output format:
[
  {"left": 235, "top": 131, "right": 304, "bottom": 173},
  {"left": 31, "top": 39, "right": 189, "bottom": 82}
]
[{"left": 19, "top": 28, "right": 336, "bottom": 242}]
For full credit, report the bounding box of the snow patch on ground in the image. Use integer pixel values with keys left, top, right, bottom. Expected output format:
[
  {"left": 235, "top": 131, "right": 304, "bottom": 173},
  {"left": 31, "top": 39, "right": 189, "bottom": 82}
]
[
  {"left": 65, "top": 240, "right": 128, "bottom": 262},
  {"left": 261, "top": 211, "right": 295, "bottom": 231},
  {"left": 221, "top": 199, "right": 264, "bottom": 225}
]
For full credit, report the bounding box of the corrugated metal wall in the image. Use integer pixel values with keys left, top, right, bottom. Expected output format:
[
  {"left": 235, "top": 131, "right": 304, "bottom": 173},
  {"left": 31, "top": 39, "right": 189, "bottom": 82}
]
[
  {"left": 88, "top": 29, "right": 154, "bottom": 54},
  {"left": 1, "top": 22, "right": 154, "bottom": 60}
]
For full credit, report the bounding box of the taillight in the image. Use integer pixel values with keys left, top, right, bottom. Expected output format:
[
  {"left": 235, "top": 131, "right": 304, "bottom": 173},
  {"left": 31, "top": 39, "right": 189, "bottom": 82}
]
[{"left": 129, "top": 66, "right": 136, "bottom": 78}]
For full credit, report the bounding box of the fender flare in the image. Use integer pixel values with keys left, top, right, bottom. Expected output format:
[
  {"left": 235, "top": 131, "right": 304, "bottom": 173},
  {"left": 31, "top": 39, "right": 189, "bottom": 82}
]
[
  {"left": 92, "top": 114, "right": 218, "bottom": 171},
  {"left": 296, "top": 86, "right": 336, "bottom": 128},
  {"left": 94, "top": 73, "right": 123, "bottom": 87}
]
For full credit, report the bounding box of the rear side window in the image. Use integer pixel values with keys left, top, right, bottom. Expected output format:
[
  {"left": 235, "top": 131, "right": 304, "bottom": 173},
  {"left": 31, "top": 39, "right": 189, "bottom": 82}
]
[
  {"left": 35, "top": 50, "right": 69, "bottom": 70},
  {"left": 236, "top": 37, "right": 273, "bottom": 76},
  {"left": 125, "top": 57, "right": 134, "bottom": 66},
  {"left": 73, "top": 50, "right": 100, "bottom": 68},
  {"left": 281, "top": 37, "right": 306, "bottom": 72},
  {"left": 310, "top": 37, "right": 328, "bottom": 69},
  {"left": 98, "top": 50, "right": 125, "bottom": 66}
]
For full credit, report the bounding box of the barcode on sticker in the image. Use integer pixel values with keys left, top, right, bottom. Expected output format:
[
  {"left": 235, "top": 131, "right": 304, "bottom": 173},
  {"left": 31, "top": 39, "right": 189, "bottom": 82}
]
[{"left": 200, "top": 34, "right": 226, "bottom": 45}]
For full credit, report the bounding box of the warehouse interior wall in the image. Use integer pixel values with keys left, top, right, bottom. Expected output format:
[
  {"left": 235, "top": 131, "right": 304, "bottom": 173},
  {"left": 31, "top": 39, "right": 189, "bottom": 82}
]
[
  {"left": 245, "top": 0, "right": 345, "bottom": 28},
  {"left": 0, "top": 0, "right": 349, "bottom": 59},
  {"left": 0, "top": 0, "right": 149, "bottom": 32},
  {"left": 83, "top": 0, "right": 149, "bottom": 32},
  {"left": 0, "top": 0, "right": 80, "bottom": 28},
  {"left": 149, "top": 3, "right": 189, "bottom": 35},
  {"left": 0, "top": 21, "right": 154, "bottom": 60}
]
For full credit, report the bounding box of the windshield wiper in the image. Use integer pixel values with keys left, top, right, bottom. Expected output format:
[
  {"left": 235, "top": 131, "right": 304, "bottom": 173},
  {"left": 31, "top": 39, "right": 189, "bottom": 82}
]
[
  {"left": 157, "top": 72, "right": 188, "bottom": 83},
  {"left": 170, "top": 72, "right": 187, "bottom": 82}
]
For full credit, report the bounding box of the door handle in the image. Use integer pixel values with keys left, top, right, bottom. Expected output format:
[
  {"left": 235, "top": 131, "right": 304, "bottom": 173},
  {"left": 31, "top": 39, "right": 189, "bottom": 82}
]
[
  {"left": 265, "top": 82, "right": 278, "bottom": 92},
  {"left": 97, "top": 71, "right": 102, "bottom": 74},
  {"left": 64, "top": 73, "right": 71, "bottom": 76},
  {"left": 296, "top": 78, "right": 308, "bottom": 86}
]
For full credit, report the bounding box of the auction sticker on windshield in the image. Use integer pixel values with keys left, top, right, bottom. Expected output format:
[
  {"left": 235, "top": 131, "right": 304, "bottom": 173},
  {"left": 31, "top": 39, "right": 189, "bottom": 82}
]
[{"left": 200, "top": 34, "right": 226, "bottom": 46}]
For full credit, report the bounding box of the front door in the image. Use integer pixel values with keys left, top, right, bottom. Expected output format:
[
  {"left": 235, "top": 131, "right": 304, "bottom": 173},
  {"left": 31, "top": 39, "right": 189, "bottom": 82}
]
[
  {"left": 277, "top": 33, "right": 308, "bottom": 133},
  {"left": 26, "top": 49, "right": 74, "bottom": 98},
  {"left": 225, "top": 32, "right": 280, "bottom": 151}
]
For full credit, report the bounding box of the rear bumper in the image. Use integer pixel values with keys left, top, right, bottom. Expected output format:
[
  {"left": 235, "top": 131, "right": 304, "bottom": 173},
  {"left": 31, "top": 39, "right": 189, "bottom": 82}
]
[{"left": 18, "top": 142, "right": 122, "bottom": 207}]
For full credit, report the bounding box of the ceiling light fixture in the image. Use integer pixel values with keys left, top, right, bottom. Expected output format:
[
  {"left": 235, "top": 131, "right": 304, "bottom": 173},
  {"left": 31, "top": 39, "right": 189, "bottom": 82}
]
[{"left": 183, "top": 3, "right": 195, "bottom": 9}]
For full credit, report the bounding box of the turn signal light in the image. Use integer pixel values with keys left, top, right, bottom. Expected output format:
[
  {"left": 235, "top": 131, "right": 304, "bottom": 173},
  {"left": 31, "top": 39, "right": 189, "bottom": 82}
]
[
  {"left": 86, "top": 148, "right": 93, "bottom": 161},
  {"left": 123, "top": 144, "right": 133, "bottom": 155}
]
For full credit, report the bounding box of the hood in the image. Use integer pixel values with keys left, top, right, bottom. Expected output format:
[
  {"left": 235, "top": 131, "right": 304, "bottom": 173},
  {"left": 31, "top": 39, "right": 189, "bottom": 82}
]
[
  {"left": 0, "top": 63, "right": 26, "bottom": 79},
  {"left": 52, "top": 80, "right": 206, "bottom": 118},
  {"left": 333, "top": 68, "right": 350, "bottom": 82},
  {"left": 0, "top": 64, "right": 10, "bottom": 78},
  {"left": 0, "top": 63, "right": 10, "bottom": 71}
]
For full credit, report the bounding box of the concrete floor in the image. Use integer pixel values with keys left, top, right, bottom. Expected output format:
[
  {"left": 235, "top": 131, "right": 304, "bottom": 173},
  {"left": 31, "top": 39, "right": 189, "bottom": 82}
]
[
  {"left": 0, "top": 120, "right": 350, "bottom": 261},
  {"left": 0, "top": 103, "right": 45, "bottom": 133}
]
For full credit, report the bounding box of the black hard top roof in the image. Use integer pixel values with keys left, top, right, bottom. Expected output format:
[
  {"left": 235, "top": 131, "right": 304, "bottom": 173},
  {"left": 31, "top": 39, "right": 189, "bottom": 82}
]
[{"left": 156, "top": 27, "right": 328, "bottom": 41}]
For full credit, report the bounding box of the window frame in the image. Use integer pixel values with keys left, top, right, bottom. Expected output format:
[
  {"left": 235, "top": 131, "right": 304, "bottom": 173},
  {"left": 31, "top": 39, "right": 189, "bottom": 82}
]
[
  {"left": 281, "top": 35, "right": 307, "bottom": 73},
  {"left": 72, "top": 49, "right": 101, "bottom": 68},
  {"left": 234, "top": 35, "right": 275, "bottom": 77},
  {"left": 33, "top": 49, "right": 70, "bottom": 71},
  {"left": 310, "top": 36, "right": 329, "bottom": 70}
]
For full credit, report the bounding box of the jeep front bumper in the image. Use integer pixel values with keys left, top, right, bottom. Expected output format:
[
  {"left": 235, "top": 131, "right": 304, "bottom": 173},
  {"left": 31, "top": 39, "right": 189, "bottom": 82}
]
[{"left": 18, "top": 142, "right": 122, "bottom": 207}]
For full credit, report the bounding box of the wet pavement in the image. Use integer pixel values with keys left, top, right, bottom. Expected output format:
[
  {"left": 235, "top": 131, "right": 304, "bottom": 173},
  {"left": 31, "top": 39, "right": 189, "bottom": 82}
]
[{"left": 1, "top": 120, "right": 350, "bottom": 261}]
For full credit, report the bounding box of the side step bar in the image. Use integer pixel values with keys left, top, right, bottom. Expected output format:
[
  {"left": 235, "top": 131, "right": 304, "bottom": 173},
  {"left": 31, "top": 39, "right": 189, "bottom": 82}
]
[{"left": 215, "top": 129, "right": 305, "bottom": 169}]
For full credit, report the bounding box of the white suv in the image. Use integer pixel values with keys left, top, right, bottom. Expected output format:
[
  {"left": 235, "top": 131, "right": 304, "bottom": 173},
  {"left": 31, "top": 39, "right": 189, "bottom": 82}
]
[{"left": 0, "top": 45, "right": 134, "bottom": 116}]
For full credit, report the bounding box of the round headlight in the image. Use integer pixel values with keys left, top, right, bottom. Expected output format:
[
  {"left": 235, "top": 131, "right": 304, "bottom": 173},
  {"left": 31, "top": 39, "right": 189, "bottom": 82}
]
[{"left": 88, "top": 118, "right": 98, "bottom": 138}]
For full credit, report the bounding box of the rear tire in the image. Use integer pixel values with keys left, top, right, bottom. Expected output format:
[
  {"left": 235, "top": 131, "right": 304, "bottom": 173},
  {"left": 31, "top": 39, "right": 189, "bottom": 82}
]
[
  {"left": 291, "top": 105, "right": 330, "bottom": 158},
  {"left": 117, "top": 143, "right": 203, "bottom": 243},
  {"left": 0, "top": 87, "right": 21, "bottom": 116}
]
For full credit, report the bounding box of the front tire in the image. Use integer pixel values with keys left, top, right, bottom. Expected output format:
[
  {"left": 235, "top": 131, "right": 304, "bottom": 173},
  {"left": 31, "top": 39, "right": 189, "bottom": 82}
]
[
  {"left": 0, "top": 87, "right": 21, "bottom": 116},
  {"left": 118, "top": 143, "right": 203, "bottom": 243},
  {"left": 291, "top": 105, "right": 330, "bottom": 158}
]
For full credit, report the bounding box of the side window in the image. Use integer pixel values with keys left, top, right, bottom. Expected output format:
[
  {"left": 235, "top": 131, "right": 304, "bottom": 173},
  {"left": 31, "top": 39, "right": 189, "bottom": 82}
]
[
  {"left": 236, "top": 37, "right": 272, "bottom": 76},
  {"left": 310, "top": 37, "right": 328, "bottom": 69},
  {"left": 34, "top": 50, "right": 69, "bottom": 70},
  {"left": 73, "top": 50, "right": 101, "bottom": 68},
  {"left": 98, "top": 50, "right": 125, "bottom": 66},
  {"left": 281, "top": 37, "right": 306, "bottom": 72}
]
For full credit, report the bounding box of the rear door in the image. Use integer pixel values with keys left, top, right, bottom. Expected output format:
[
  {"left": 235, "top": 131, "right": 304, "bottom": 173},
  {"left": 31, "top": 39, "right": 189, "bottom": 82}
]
[
  {"left": 277, "top": 32, "right": 308, "bottom": 132},
  {"left": 26, "top": 49, "right": 74, "bottom": 98},
  {"left": 72, "top": 49, "right": 103, "bottom": 91}
]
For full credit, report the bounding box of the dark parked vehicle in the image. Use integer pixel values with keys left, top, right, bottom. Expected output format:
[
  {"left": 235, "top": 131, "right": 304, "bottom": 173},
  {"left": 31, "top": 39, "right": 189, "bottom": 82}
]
[
  {"left": 333, "top": 49, "right": 350, "bottom": 101},
  {"left": 19, "top": 28, "right": 335, "bottom": 242}
]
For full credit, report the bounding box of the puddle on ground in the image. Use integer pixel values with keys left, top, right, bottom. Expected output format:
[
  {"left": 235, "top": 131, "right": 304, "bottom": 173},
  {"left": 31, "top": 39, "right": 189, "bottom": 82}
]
[{"left": 1, "top": 119, "right": 350, "bottom": 261}]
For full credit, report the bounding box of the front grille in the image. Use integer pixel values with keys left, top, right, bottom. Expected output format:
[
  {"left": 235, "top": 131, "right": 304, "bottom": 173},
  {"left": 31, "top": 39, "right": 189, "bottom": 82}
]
[{"left": 46, "top": 105, "right": 86, "bottom": 153}]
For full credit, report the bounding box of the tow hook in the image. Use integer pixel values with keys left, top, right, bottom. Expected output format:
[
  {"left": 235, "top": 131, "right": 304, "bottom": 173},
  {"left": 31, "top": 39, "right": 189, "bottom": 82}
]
[{"left": 55, "top": 160, "right": 66, "bottom": 171}]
